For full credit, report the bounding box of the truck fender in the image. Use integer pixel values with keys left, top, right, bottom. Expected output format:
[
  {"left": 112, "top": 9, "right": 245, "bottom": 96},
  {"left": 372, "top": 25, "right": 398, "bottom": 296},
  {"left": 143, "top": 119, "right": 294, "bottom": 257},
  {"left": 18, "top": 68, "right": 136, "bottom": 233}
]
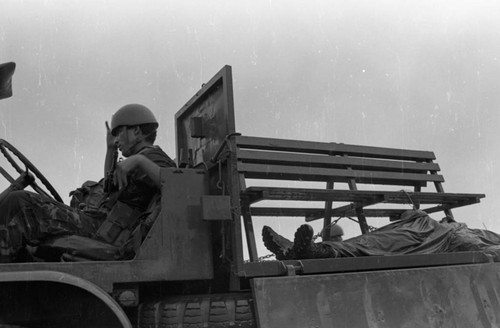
[{"left": 0, "top": 270, "right": 132, "bottom": 328}]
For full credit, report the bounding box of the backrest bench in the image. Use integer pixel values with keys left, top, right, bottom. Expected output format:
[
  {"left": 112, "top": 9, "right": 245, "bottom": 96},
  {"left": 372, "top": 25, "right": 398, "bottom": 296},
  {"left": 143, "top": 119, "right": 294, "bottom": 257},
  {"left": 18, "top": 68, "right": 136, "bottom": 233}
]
[{"left": 226, "top": 135, "right": 484, "bottom": 262}]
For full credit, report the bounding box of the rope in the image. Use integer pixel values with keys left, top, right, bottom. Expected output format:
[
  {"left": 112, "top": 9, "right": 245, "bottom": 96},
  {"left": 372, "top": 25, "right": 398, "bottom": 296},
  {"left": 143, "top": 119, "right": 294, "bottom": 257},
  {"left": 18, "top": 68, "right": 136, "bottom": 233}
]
[{"left": 400, "top": 189, "right": 417, "bottom": 210}]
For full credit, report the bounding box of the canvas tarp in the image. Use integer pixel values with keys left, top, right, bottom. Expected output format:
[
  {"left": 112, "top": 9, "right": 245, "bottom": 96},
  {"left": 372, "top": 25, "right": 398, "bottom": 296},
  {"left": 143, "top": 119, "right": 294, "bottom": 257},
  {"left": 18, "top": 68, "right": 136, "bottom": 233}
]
[{"left": 322, "top": 210, "right": 500, "bottom": 258}]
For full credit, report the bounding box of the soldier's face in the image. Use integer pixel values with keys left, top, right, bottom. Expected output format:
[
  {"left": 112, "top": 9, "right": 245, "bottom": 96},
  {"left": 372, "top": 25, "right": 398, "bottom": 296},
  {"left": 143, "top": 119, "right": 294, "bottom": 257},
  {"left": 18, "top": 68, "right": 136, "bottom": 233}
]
[
  {"left": 331, "top": 236, "right": 343, "bottom": 242},
  {"left": 115, "top": 126, "right": 139, "bottom": 157}
]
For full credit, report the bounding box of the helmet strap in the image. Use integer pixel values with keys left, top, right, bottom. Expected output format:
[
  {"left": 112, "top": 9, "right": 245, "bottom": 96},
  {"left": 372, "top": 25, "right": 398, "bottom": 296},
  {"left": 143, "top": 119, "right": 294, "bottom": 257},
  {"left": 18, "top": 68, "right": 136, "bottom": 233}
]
[{"left": 121, "top": 127, "right": 141, "bottom": 156}]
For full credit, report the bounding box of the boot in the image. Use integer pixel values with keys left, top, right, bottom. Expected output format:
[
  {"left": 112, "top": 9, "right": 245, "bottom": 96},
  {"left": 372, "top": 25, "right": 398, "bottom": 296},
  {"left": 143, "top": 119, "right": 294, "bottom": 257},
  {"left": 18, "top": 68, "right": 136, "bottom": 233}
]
[
  {"left": 291, "top": 224, "right": 314, "bottom": 259},
  {"left": 262, "top": 225, "right": 293, "bottom": 260},
  {"left": 291, "top": 224, "right": 337, "bottom": 259}
]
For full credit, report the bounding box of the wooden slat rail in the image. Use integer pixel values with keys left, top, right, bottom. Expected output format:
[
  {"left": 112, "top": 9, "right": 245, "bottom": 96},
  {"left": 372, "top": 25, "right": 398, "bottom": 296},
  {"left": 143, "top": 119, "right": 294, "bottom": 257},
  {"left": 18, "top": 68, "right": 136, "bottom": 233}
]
[
  {"left": 236, "top": 136, "right": 438, "bottom": 161},
  {"left": 242, "top": 187, "right": 484, "bottom": 205},
  {"left": 237, "top": 149, "right": 441, "bottom": 173},
  {"left": 229, "top": 135, "right": 485, "bottom": 261},
  {"left": 239, "top": 162, "right": 444, "bottom": 186}
]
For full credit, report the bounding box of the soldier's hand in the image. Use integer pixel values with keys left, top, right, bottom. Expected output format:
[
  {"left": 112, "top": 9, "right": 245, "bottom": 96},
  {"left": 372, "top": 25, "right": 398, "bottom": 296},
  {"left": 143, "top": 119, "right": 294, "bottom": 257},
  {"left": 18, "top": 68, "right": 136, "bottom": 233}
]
[
  {"left": 114, "top": 158, "right": 130, "bottom": 190},
  {"left": 113, "top": 155, "right": 141, "bottom": 190},
  {"left": 113, "top": 155, "right": 161, "bottom": 190},
  {"left": 105, "top": 121, "right": 116, "bottom": 149}
]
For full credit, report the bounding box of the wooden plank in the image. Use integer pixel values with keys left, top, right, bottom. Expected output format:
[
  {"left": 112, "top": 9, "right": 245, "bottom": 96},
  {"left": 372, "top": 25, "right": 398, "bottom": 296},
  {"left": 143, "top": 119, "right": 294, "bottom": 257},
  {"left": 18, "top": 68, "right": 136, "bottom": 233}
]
[
  {"left": 322, "top": 180, "right": 334, "bottom": 241},
  {"left": 238, "top": 163, "right": 444, "bottom": 185},
  {"left": 344, "top": 159, "right": 370, "bottom": 234},
  {"left": 330, "top": 208, "right": 406, "bottom": 218},
  {"left": 242, "top": 206, "right": 258, "bottom": 262},
  {"left": 249, "top": 207, "right": 412, "bottom": 218},
  {"left": 243, "top": 187, "right": 385, "bottom": 203},
  {"left": 250, "top": 207, "right": 325, "bottom": 217},
  {"left": 237, "top": 149, "right": 441, "bottom": 173},
  {"left": 249, "top": 202, "right": 483, "bottom": 219},
  {"left": 322, "top": 197, "right": 385, "bottom": 220},
  {"left": 383, "top": 192, "right": 484, "bottom": 204},
  {"left": 242, "top": 187, "right": 485, "bottom": 204},
  {"left": 236, "top": 135, "right": 436, "bottom": 161},
  {"left": 422, "top": 199, "right": 482, "bottom": 214},
  {"left": 429, "top": 164, "right": 454, "bottom": 219}
]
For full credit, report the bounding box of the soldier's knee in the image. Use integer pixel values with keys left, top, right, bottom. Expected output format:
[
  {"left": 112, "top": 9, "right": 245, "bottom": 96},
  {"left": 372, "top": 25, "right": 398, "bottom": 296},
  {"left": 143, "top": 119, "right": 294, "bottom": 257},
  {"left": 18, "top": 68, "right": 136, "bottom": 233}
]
[
  {"left": 4, "top": 190, "right": 32, "bottom": 202},
  {"left": 0, "top": 190, "right": 33, "bottom": 216}
]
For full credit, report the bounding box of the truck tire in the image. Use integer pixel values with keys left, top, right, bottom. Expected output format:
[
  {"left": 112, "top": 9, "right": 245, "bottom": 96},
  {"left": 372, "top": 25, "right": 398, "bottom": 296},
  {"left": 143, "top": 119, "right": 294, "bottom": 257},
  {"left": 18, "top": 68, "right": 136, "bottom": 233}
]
[{"left": 137, "top": 293, "right": 255, "bottom": 328}]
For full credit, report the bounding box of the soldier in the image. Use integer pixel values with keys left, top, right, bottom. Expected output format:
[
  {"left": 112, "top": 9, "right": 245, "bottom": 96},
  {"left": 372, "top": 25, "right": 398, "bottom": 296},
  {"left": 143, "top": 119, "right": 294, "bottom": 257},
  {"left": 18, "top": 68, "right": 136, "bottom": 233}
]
[
  {"left": 263, "top": 210, "right": 500, "bottom": 261},
  {"left": 0, "top": 104, "right": 176, "bottom": 262},
  {"left": 262, "top": 223, "right": 344, "bottom": 260}
]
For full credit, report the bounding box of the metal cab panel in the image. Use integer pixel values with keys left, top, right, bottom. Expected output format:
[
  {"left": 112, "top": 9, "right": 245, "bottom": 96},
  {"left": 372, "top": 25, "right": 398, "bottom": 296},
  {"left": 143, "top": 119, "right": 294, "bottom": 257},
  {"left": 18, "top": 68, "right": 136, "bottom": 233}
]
[
  {"left": 175, "top": 65, "right": 235, "bottom": 169},
  {"left": 252, "top": 261, "right": 500, "bottom": 328},
  {"left": 139, "top": 167, "right": 214, "bottom": 280}
]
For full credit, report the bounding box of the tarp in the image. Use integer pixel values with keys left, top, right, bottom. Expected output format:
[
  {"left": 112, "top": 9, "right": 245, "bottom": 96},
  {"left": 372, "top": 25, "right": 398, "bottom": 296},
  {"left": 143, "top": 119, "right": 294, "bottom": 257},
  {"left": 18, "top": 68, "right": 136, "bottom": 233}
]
[{"left": 322, "top": 210, "right": 500, "bottom": 258}]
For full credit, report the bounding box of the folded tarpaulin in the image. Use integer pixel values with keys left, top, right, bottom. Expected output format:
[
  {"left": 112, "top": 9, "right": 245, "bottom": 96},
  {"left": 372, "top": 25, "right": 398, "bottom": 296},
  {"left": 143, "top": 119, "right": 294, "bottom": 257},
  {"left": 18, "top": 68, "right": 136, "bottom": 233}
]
[{"left": 323, "top": 210, "right": 500, "bottom": 258}]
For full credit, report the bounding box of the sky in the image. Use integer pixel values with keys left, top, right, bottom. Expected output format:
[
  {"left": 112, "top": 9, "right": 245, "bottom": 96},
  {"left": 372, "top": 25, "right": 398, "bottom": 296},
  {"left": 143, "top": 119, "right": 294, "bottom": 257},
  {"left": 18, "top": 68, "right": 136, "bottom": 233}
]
[{"left": 1, "top": 0, "right": 500, "bottom": 258}]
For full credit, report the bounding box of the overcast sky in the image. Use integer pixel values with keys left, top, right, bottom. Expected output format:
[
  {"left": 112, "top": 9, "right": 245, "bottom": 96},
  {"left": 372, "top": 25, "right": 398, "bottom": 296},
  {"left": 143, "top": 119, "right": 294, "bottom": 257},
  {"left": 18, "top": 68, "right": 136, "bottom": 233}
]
[{"left": 1, "top": 0, "right": 500, "bottom": 256}]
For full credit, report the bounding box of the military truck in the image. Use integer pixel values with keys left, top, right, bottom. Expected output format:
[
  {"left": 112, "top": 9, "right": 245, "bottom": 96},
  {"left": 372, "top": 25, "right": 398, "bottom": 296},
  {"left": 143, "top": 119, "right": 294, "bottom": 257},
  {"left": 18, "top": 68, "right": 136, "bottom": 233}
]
[{"left": 0, "top": 64, "right": 499, "bottom": 327}]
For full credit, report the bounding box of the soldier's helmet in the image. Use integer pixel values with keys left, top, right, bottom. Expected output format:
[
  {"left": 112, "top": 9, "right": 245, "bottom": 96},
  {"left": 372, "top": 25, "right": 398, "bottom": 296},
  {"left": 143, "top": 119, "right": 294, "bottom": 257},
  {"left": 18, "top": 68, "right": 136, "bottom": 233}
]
[
  {"left": 330, "top": 224, "right": 344, "bottom": 238},
  {"left": 111, "top": 104, "right": 158, "bottom": 136}
]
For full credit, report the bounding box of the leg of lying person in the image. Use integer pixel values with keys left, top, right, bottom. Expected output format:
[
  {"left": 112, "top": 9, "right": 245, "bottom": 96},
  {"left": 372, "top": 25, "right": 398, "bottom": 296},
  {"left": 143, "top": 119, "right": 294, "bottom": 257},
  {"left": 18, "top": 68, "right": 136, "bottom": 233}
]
[
  {"left": 290, "top": 224, "right": 342, "bottom": 259},
  {"left": 262, "top": 225, "right": 294, "bottom": 260},
  {"left": 263, "top": 210, "right": 500, "bottom": 261},
  {"left": 262, "top": 224, "right": 341, "bottom": 260},
  {"left": 0, "top": 190, "right": 102, "bottom": 262}
]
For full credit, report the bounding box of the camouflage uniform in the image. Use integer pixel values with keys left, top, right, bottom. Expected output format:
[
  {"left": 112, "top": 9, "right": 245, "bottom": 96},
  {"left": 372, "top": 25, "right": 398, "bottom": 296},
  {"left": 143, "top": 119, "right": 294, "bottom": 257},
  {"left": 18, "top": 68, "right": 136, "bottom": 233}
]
[{"left": 0, "top": 145, "right": 175, "bottom": 262}]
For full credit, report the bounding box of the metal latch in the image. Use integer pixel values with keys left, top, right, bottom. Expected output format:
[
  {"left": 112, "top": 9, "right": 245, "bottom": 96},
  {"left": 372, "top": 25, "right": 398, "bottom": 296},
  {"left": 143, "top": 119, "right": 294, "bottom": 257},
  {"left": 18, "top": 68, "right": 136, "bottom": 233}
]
[{"left": 284, "top": 261, "right": 304, "bottom": 276}]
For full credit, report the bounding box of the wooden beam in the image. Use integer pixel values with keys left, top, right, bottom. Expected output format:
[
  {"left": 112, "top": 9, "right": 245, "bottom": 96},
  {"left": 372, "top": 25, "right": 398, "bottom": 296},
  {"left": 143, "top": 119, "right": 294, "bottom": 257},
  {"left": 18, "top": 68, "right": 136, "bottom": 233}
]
[
  {"left": 238, "top": 163, "right": 443, "bottom": 185},
  {"left": 241, "top": 187, "right": 484, "bottom": 205},
  {"left": 237, "top": 149, "right": 441, "bottom": 173},
  {"left": 236, "top": 135, "right": 437, "bottom": 161},
  {"left": 306, "top": 196, "right": 385, "bottom": 222}
]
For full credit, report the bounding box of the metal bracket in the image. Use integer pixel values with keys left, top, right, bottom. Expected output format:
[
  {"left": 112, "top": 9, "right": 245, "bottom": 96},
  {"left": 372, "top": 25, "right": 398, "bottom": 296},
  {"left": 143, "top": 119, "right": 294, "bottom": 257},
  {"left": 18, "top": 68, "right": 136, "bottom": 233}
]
[{"left": 285, "top": 261, "right": 304, "bottom": 276}]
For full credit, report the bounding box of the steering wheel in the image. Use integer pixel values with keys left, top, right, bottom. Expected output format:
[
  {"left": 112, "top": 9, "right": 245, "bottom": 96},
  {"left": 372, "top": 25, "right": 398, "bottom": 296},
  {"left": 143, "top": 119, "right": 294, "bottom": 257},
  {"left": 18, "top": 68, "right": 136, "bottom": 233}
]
[{"left": 0, "top": 139, "right": 63, "bottom": 203}]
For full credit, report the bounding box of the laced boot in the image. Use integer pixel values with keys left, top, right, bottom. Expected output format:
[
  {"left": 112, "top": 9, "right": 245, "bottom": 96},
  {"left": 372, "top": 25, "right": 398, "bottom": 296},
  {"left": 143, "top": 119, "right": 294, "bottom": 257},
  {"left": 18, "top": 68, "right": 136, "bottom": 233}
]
[
  {"left": 291, "top": 224, "right": 337, "bottom": 259},
  {"left": 262, "top": 225, "right": 293, "bottom": 260},
  {"left": 291, "top": 224, "right": 315, "bottom": 259}
]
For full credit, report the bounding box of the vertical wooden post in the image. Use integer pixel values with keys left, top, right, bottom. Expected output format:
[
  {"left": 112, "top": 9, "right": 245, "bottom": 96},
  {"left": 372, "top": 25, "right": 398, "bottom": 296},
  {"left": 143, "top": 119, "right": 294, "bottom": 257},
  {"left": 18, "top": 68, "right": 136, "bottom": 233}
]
[
  {"left": 242, "top": 206, "right": 258, "bottom": 262},
  {"left": 428, "top": 159, "right": 453, "bottom": 219},
  {"left": 322, "top": 180, "right": 334, "bottom": 241},
  {"left": 343, "top": 154, "right": 369, "bottom": 234}
]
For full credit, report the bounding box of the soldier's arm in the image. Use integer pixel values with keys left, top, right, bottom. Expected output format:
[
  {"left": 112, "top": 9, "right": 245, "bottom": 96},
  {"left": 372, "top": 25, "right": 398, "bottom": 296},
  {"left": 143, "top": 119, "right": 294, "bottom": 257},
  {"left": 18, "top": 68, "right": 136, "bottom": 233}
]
[
  {"left": 113, "top": 154, "right": 161, "bottom": 190},
  {"left": 104, "top": 121, "right": 117, "bottom": 177}
]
